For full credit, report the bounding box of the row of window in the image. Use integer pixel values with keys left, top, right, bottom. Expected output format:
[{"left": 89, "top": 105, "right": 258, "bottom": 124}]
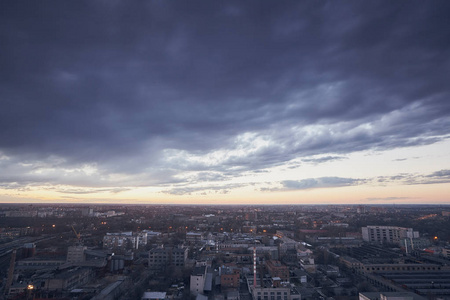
[
  {"left": 365, "top": 266, "right": 440, "bottom": 271},
  {"left": 21, "top": 262, "right": 62, "bottom": 266}
]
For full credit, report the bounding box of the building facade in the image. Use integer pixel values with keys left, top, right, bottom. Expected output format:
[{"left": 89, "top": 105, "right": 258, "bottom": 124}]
[
  {"left": 220, "top": 267, "right": 240, "bottom": 289},
  {"left": 66, "top": 245, "right": 87, "bottom": 263},
  {"left": 148, "top": 246, "right": 188, "bottom": 270},
  {"left": 103, "top": 231, "right": 147, "bottom": 250},
  {"left": 265, "top": 260, "right": 289, "bottom": 281},
  {"left": 362, "top": 226, "right": 419, "bottom": 243}
]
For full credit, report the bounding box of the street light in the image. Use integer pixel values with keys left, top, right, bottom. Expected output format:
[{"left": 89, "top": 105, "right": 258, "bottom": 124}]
[{"left": 27, "top": 284, "right": 34, "bottom": 300}]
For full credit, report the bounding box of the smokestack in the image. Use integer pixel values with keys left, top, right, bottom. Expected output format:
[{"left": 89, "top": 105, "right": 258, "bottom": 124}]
[{"left": 253, "top": 246, "right": 256, "bottom": 288}]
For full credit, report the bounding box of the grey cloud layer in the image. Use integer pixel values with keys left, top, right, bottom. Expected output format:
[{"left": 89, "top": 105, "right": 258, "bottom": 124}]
[
  {"left": 283, "top": 177, "right": 361, "bottom": 190},
  {"left": 365, "top": 197, "right": 413, "bottom": 202},
  {"left": 260, "top": 169, "right": 450, "bottom": 194},
  {"left": 262, "top": 177, "right": 363, "bottom": 192},
  {"left": 1, "top": 1, "right": 449, "bottom": 190}
]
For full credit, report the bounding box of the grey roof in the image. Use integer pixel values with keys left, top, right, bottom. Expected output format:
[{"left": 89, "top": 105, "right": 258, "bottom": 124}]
[
  {"left": 192, "top": 266, "right": 206, "bottom": 276},
  {"left": 204, "top": 272, "right": 213, "bottom": 291}
]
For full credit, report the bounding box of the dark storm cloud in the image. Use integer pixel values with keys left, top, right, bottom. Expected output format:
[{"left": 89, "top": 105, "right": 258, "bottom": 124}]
[{"left": 1, "top": 1, "right": 450, "bottom": 189}]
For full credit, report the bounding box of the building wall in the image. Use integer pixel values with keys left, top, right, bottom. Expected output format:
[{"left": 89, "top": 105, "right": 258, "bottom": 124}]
[
  {"left": 251, "top": 286, "right": 300, "bottom": 300},
  {"left": 344, "top": 261, "right": 443, "bottom": 274},
  {"left": 172, "top": 248, "right": 188, "bottom": 267},
  {"left": 103, "top": 232, "right": 147, "bottom": 250},
  {"left": 148, "top": 247, "right": 187, "bottom": 270},
  {"left": 148, "top": 248, "right": 169, "bottom": 270},
  {"left": 44, "top": 268, "right": 94, "bottom": 291},
  {"left": 16, "top": 260, "right": 65, "bottom": 269},
  {"left": 186, "top": 232, "right": 203, "bottom": 243},
  {"left": 67, "top": 245, "right": 86, "bottom": 263},
  {"left": 221, "top": 273, "right": 239, "bottom": 289},
  {"left": 266, "top": 260, "right": 289, "bottom": 281},
  {"left": 190, "top": 275, "right": 205, "bottom": 295},
  {"left": 442, "top": 248, "right": 450, "bottom": 259},
  {"left": 362, "top": 226, "right": 419, "bottom": 243}
]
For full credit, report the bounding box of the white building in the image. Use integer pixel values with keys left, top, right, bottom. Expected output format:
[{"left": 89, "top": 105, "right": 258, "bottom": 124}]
[
  {"left": 190, "top": 266, "right": 208, "bottom": 296},
  {"left": 142, "top": 230, "right": 161, "bottom": 242},
  {"left": 360, "top": 292, "right": 426, "bottom": 300},
  {"left": 186, "top": 232, "right": 204, "bottom": 243},
  {"left": 66, "top": 245, "right": 87, "bottom": 263},
  {"left": 247, "top": 277, "right": 301, "bottom": 300},
  {"left": 103, "top": 231, "right": 147, "bottom": 250},
  {"left": 362, "top": 226, "right": 419, "bottom": 244}
]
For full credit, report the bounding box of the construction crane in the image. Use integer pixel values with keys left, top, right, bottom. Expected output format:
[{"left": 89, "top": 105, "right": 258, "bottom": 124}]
[{"left": 71, "top": 225, "right": 81, "bottom": 244}]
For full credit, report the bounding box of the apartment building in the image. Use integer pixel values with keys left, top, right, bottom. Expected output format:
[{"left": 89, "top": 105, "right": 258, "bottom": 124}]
[{"left": 362, "top": 226, "right": 419, "bottom": 243}]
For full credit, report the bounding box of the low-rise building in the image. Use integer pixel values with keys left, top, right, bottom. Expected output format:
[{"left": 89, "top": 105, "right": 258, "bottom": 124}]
[
  {"left": 362, "top": 226, "right": 419, "bottom": 244},
  {"left": 265, "top": 260, "right": 289, "bottom": 281},
  {"left": 360, "top": 292, "right": 426, "bottom": 300},
  {"left": 247, "top": 277, "right": 300, "bottom": 300},
  {"left": 67, "top": 245, "right": 87, "bottom": 263},
  {"left": 103, "top": 231, "right": 147, "bottom": 250},
  {"left": 186, "top": 232, "right": 204, "bottom": 243},
  {"left": 34, "top": 267, "right": 95, "bottom": 293},
  {"left": 220, "top": 266, "right": 240, "bottom": 290},
  {"left": 148, "top": 246, "right": 188, "bottom": 270},
  {"left": 16, "top": 257, "right": 66, "bottom": 271}
]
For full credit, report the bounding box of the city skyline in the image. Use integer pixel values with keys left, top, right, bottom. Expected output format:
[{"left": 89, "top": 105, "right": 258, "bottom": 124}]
[{"left": 1, "top": 1, "right": 449, "bottom": 205}]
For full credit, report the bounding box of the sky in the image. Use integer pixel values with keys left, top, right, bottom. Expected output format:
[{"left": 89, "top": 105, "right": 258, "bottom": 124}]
[{"left": 1, "top": 1, "right": 449, "bottom": 205}]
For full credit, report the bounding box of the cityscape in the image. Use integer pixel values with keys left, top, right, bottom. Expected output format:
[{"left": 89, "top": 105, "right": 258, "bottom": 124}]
[
  {"left": 1, "top": 1, "right": 450, "bottom": 300},
  {"left": 0, "top": 204, "right": 449, "bottom": 299}
]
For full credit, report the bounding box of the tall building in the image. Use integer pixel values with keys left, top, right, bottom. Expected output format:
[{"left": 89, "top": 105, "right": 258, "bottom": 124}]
[{"left": 362, "top": 226, "right": 419, "bottom": 243}]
